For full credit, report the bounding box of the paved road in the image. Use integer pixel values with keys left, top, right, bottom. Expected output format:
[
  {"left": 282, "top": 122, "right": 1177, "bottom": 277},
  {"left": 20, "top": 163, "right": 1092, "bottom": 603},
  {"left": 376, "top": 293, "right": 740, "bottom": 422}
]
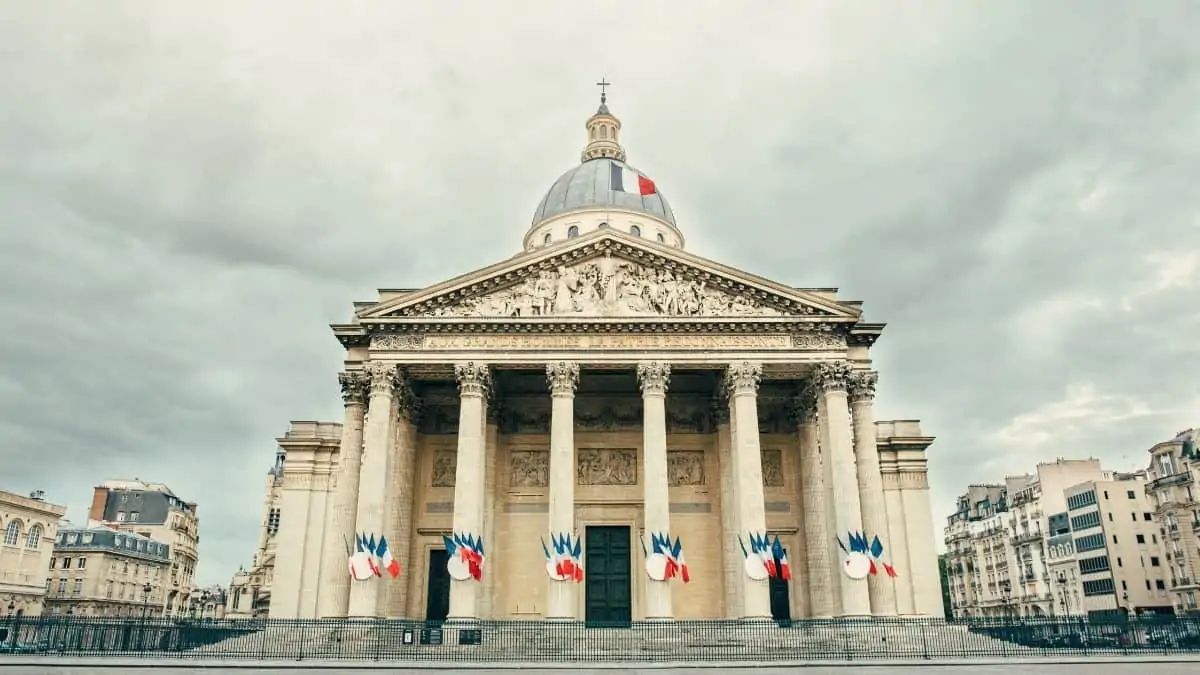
[{"left": 3, "top": 657, "right": 1200, "bottom": 674}]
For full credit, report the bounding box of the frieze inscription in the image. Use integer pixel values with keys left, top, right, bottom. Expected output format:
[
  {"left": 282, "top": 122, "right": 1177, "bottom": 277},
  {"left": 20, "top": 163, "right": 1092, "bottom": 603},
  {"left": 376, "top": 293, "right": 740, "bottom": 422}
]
[
  {"left": 577, "top": 448, "right": 638, "bottom": 486},
  {"left": 371, "top": 333, "right": 795, "bottom": 351},
  {"left": 667, "top": 450, "right": 706, "bottom": 487},
  {"left": 508, "top": 450, "right": 549, "bottom": 488}
]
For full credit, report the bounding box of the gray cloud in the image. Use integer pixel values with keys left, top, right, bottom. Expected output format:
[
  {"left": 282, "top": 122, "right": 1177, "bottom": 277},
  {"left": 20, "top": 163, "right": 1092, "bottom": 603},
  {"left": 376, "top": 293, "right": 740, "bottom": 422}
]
[{"left": 1, "top": 1, "right": 1197, "bottom": 585}]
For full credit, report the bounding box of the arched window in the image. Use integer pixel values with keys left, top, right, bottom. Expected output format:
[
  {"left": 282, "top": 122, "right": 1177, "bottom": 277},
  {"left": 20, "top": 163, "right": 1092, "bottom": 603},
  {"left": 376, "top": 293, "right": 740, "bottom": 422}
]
[
  {"left": 4, "top": 520, "right": 21, "bottom": 546},
  {"left": 542, "top": 233, "right": 552, "bottom": 246},
  {"left": 567, "top": 225, "right": 579, "bottom": 238},
  {"left": 656, "top": 232, "right": 665, "bottom": 243},
  {"left": 600, "top": 127, "right": 608, "bottom": 140},
  {"left": 630, "top": 225, "right": 641, "bottom": 237},
  {"left": 25, "top": 524, "right": 42, "bottom": 549}
]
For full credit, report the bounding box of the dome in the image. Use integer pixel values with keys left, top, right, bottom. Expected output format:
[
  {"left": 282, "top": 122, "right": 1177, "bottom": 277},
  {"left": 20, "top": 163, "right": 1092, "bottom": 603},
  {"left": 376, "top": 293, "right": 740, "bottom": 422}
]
[{"left": 530, "top": 157, "right": 676, "bottom": 227}]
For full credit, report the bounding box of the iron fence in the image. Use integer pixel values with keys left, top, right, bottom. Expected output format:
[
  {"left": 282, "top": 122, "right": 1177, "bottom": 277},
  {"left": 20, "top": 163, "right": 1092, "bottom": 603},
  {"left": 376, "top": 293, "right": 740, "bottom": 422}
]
[{"left": 0, "top": 615, "right": 1199, "bottom": 662}]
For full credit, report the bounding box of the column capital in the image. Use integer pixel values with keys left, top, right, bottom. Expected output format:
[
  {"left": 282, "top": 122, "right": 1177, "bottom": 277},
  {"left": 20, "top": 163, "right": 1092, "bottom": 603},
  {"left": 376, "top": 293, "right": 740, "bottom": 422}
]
[
  {"left": 636, "top": 361, "right": 671, "bottom": 396},
  {"left": 454, "top": 361, "right": 492, "bottom": 398},
  {"left": 848, "top": 370, "right": 879, "bottom": 404},
  {"left": 724, "top": 361, "right": 762, "bottom": 398},
  {"left": 363, "top": 362, "right": 400, "bottom": 396},
  {"left": 812, "top": 360, "right": 853, "bottom": 394},
  {"left": 394, "top": 376, "right": 422, "bottom": 423},
  {"left": 546, "top": 361, "right": 580, "bottom": 397},
  {"left": 338, "top": 371, "right": 370, "bottom": 406},
  {"left": 791, "top": 381, "right": 819, "bottom": 425}
]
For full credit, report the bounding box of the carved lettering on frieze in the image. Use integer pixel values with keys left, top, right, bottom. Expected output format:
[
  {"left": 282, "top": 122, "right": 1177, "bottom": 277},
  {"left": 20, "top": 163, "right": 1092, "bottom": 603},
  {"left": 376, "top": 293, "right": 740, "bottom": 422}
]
[
  {"left": 423, "top": 257, "right": 784, "bottom": 319},
  {"left": 761, "top": 449, "right": 785, "bottom": 487},
  {"left": 667, "top": 450, "right": 706, "bottom": 487},
  {"left": 791, "top": 333, "right": 847, "bottom": 350},
  {"left": 577, "top": 448, "right": 638, "bottom": 486},
  {"left": 370, "top": 334, "right": 425, "bottom": 351},
  {"left": 413, "top": 334, "right": 794, "bottom": 351},
  {"left": 431, "top": 449, "right": 457, "bottom": 487},
  {"left": 508, "top": 450, "right": 549, "bottom": 488}
]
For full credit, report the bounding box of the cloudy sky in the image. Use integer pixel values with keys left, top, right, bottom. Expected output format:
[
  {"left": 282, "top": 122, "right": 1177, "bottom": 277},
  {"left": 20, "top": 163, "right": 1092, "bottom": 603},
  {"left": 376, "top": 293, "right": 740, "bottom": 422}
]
[{"left": 2, "top": 1, "right": 1198, "bottom": 587}]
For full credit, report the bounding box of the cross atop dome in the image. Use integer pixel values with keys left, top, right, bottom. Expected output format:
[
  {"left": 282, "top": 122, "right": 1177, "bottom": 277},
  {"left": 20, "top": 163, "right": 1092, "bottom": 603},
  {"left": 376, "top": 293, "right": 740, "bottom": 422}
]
[{"left": 582, "top": 77, "right": 626, "bottom": 163}]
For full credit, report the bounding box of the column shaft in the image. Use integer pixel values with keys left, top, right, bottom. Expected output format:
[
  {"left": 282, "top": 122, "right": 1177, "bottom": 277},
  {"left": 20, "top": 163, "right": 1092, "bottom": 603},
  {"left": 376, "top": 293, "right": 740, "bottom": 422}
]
[
  {"left": 726, "top": 362, "right": 771, "bottom": 620},
  {"left": 637, "top": 361, "right": 673, "bottom": 620},
  {"left": 546, "top": 362, "right": 579, "bottom": 620},
  {"left": 347, "top": 363, "right": 399, "bottom": 618},
  {"left": 814, "top": 361, "right": 870, "bottom": 617},
  {"left": 316, "top": 372, "right": 368, "bottom": 618},
  {"left": 479, "top": 401, "right": 502, "bottom": 620},
  {"left": 850, "top": 371, "right": 897, "bottom": 616},
  {"left": 447, "top": 362, "right": 490, "bottom": 621},
  {"left": 795, "top": 385, "right": 832, "bottom": 617},
  {"left": 714, "top": 393, "right": 742, "bottom": 618},
  {"left": 381, "top": 389, "right": 418, "bottom": 618}
]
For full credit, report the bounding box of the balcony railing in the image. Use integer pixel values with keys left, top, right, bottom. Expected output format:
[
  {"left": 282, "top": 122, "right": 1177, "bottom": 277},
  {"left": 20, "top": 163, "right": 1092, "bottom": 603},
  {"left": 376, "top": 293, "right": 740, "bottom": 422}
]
[
  {"left": 1011, "top": 531, "right": 1042, "bottom": 546},
  {"left": 1147, "top": 472, "right": 1195, "bottom": 491}
]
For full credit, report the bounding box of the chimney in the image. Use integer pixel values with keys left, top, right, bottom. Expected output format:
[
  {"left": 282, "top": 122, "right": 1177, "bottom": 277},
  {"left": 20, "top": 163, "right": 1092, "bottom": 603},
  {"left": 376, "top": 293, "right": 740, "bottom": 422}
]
[{"left": 88, "top": 487, "right": 110, "bottom": 522}]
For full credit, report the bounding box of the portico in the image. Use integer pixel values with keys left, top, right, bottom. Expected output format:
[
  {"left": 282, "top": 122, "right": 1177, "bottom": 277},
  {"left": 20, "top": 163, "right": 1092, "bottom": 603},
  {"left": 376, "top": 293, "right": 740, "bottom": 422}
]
[{"left": 268, "top": 94, "right": 944, "bottom": 624}]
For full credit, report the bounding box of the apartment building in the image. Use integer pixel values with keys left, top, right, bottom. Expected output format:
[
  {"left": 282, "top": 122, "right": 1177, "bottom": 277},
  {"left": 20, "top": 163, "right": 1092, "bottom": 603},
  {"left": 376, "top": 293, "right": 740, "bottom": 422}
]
[
  {"left": 42, "top": 524, "right": 172, "bottom": 618},
  {"left": 1059, "top": 474, "right": 1174, "bottom": 617},
  {"left": 944, "top": 458, "right": 1178, "bottom": 619},
  {"left": 226, "top": 449, "right": 285, "bottom": 619},
  {"left": 87, "top": 479, "right": 200, "bottom": 616},
  {"left": 1144, "top": 428, "right": 1200, "bottom": 615},
  {"left": 0, "top": 489, "right": 67, "bottom": 616}
]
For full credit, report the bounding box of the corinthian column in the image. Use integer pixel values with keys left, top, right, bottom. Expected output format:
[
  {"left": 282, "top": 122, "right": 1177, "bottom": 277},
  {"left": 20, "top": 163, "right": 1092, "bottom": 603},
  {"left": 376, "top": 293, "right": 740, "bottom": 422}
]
[
  {"left": 637, "top": 361, "right": 673, "bottom": 621},
  {"left": 381, "top": 380, "right": 419, "bottom": 618},
  {"left": 713, "top": 389, "right": 742, "bottom": 618},
  {"left": 347, "top": 362, "right": 399, "bottom": 618},
  {"left": 795, "top": 383, "right": 833, "bottom": 618},
  {"left": 850, "top": 371, "right": 896, "bottom": 616},
  {"left": 316, "top": 371, "right": 369, "bottom": 618},
  {"left": 447, "top": 361, "right": 490, "bottom": 621},
  {"left": 546, "top": 361, "right": 579, "bottom": 620},
  {"left": 814, "top": 360, "right": 870, "bottom": 617},
  {"left": 726, "top": 361, "right": 771, "bottom": 620}
]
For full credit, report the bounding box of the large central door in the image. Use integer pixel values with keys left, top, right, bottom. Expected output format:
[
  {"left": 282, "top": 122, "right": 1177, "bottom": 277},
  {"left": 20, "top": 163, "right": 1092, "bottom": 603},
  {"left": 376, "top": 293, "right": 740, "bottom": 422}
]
[{"left": 584, "top": 525, "right": 632, "bottom": 626}]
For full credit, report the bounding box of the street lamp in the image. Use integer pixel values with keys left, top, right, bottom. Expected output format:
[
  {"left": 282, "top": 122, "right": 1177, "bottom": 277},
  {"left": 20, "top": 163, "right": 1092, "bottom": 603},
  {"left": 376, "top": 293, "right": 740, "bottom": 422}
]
[
  {"left": 999, "top": 580, "right": 1012, "bottom": 621},
  {"left": 1056, "top": 572, "right": 1071, "bottom": 618},
  {"left": 141, "top": 583, "right": 153, "bottom": 620}
]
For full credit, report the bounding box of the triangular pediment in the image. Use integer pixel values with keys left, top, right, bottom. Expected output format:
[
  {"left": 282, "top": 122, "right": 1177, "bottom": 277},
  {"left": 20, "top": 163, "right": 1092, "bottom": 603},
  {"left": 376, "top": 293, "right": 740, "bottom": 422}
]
[{"left": 359, "top": 231, "right": 860, "bottom": 321}]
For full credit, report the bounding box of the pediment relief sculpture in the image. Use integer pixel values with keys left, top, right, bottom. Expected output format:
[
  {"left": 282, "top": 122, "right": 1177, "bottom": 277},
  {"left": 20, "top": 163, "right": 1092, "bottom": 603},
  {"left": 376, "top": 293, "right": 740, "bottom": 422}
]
[{"left": 406, "top": 256, "right": 802, "bottom": 319}]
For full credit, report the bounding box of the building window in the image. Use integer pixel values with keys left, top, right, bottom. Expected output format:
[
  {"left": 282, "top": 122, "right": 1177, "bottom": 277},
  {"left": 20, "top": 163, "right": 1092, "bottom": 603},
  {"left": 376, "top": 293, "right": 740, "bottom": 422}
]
[
  {"left": 77, "top": 557, "right": 87, "bottom": 570},
  {"left": 130, "top": 512, "right": 140, "bottom": 522},
  {"left": 567, "top": 225, "right": 579, "bottom": 238},
  {"left": 542, "top": 233, "right": 551, "bottom": 245},
  {"left": 1137, "top": 534, "right": 1146, "bottom": 543},
  {"left": 57, "top": 579, "right": 67, "bottom": 593},
  {"left": 267, "top": 508, "right": 281, "bottom": 536},
  {"left": 1150, "top": 556, "right": 1161, "bottom": 566},
  {"left": 63, "top": 557, "right": 72, "bottom": 569},
  {"left": 49, "top": 557, "right": 57, "bottom": 570},
  {"left": 3, "top": 520, "right": 21, "bottom": 545},
  {"left": 1127, "top": 490, "right": 1136, "bottom": 499},
  {"left": 72, "top": 579, "right": 82, "bottom": 595},
  {"left": 1144, "top": 512, "right": 1152, "bottom": 521},
  {"left": 656, "top": 232, "right": 665, "bottom": 243},
  {"left": 1156, "top": 579, "right": 1166, "bottom": 590},
  {"left": 24, "top": 524, "right": 42, "bottom": 549},
  {"left": 117, "top": 512, "right": 126, "bottom": 522},
  {"left": 630, "top": 225, "right": 641, "bottom": 237}
]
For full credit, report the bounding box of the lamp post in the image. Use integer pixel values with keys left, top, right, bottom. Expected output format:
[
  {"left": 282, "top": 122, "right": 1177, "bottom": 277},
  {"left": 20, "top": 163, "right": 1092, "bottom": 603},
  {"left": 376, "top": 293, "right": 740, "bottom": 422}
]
[{"left": 1056, "top": 572, "right": 1071, "bottom": 619}]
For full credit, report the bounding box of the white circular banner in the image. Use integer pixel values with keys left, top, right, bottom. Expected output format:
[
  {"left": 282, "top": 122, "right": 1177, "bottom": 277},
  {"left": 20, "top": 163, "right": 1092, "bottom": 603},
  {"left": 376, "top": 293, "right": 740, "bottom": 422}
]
[
  {"left": 645, "top": 553, "right": 669, "bottom": 581},
  {"left": 447, "top": 555, "right": 472, "bottom": 581},
  {"left": 743, "top": 556, "right": 769, "bottom": 581},
  {"left": 842, "top": 552, "right": 871, "bottom": 580},
  {"left": 545, "top": 559, "right": 570, "bottom": 582}
]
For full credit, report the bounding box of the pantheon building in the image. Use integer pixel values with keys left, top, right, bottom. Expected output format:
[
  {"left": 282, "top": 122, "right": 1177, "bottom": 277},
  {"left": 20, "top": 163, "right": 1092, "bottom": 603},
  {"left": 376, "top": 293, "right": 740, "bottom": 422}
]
[{"left": 269, "top": 94, "right": 944, "bottom": 625}]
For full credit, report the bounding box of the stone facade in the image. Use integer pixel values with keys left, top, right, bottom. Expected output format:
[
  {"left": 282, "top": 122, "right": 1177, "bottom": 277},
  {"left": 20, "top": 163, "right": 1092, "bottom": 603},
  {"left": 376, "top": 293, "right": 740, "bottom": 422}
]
[
  {"left": 0, "top": 489, "right": 67, "bottom": 616},
  {"left": 268, "top": 97, "right": 943, "bottom": 622},
  {"left": 226, "top": 450, "right": 285, "bottom": 619},
  {"left": 43, "top": 524, "right": 172, "bottom": 618}
]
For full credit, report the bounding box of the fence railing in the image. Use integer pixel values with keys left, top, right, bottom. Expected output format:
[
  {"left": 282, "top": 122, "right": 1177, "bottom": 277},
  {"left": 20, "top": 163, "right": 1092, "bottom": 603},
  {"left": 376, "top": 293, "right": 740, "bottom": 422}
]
[{"left": 1, "top": 615, "right": 1199, "bottom": 662}]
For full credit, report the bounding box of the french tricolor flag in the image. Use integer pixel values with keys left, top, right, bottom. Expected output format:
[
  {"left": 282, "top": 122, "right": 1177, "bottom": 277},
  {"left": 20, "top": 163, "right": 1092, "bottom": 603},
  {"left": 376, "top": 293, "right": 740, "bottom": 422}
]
[{"left": 610, "top": 163, "right": 657, "bottom": 196}]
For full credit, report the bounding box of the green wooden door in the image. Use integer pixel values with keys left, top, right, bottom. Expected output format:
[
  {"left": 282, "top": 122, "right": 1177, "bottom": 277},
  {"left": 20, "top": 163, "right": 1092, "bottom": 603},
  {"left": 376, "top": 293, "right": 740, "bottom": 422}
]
[{"left": 584, "top": 526, "right": 632, "bottom": 626}]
